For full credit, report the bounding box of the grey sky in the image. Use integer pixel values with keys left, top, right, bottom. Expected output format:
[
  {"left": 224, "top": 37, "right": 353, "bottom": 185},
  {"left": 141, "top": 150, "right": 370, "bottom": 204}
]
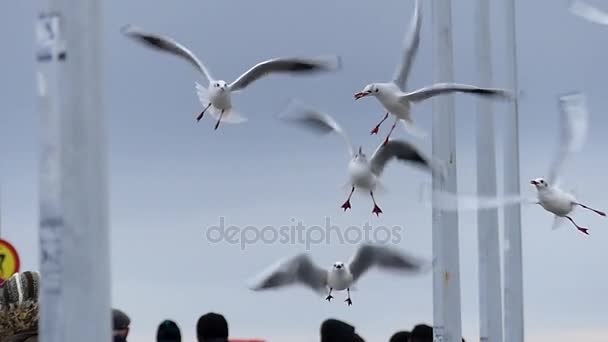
[{"left": 2, "top": 0, "right": 608, "bottom": 341}]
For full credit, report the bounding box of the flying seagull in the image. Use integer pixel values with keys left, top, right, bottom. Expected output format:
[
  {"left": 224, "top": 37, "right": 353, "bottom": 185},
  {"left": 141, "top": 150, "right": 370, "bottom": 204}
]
[
  {"left": 354, "top": 0, "right": 511, "bottom": 142},
  {"left": 280, "top": 100, "right": 444, "bottom": 216},
  {"left": 121, "top": 25, "right": 341, "bottom": 130},
  {"left": 427, "top": 92, "right": 605, "bottom": 235},
  {"left": 248, "top": 244, "right": 429, "bottom": 306}
]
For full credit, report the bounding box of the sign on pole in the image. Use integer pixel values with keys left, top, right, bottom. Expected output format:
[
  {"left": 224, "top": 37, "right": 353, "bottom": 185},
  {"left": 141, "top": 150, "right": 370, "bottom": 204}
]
[{"left": 0, "top": 239, "right": 21, "bottom": 285}]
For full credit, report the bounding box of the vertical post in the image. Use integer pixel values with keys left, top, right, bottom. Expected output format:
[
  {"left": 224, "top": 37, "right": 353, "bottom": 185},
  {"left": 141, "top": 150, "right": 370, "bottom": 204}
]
[
  {"left": 475, "top": 1, "right": 504, "bottom": 341},
  {"left": 431, "top": 0, "right": 462, "bottom": 341},
  {"left": 503, "top": 0, "right": 525, "bottom": 341},
  {"left": 36, "top": 0, "right": 111, "bottom": 341}
]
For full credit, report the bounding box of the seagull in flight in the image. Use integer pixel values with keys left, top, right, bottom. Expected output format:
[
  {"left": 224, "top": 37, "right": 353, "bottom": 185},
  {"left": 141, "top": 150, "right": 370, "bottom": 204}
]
[
  {"left": 248, "top": 244, "right": 429, "bottom": 306},
  {"left": 121, "top": 25, "right": 341, "bottom": 130},
  {"left": 280, "top": 100, "right": 444, "bottom": 216},
  {"left": 354, "top": 0, "right": 511, "bottom": 142},
  {"left": 428, "top": 92, "right": 605, "bottom": 235},
  {"left": 569, "top": 0, "right": 608, "bottom": 25}
]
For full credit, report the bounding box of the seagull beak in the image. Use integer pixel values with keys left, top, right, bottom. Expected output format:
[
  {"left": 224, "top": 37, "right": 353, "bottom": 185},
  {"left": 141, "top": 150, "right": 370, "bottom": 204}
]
[
  {"left": 358, "top": 146, "right": 363, "bottom": 154},
  {"left": 530, "top": 180, "right": 539, "bottom": 185},
  {"left": 354, "top": 91, "right": 370, "bottom": 100}
]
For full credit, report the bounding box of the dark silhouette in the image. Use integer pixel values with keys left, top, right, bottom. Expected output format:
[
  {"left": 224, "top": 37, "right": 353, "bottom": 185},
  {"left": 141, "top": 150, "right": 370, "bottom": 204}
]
[
  {"left": 112, "top": 308, "right": 131, "bottom": 342},
  {"left": 389, "top": 331, "right": 410, "bottom": 342},
  {"left": 157, "top": 319, "right": 181, "bottom": 342},
  {"left": 320, "top": 318, "right": 365, "bottom": 342},
  {"left": 196, "top": 312, "right": 229, "bottom": 342}
]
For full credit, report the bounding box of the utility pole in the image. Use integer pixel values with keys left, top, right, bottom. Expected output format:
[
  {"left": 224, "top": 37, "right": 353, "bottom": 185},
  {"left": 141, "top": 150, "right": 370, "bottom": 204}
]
[
  {"left": 475, "top": 0, "right": 504, "bottom": 341},
  {"left": 431, "top": 0, "right": 463, "bottom": 341},
  {"left": 36, "top": 0, "right": 111, "bottom": 341},
  {"left": 503, "top": 0, "right": 525, "bottom": 341}
]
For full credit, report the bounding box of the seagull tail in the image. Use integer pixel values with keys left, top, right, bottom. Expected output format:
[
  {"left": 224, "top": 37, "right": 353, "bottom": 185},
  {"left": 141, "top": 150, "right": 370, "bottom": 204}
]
[{"left": 208, "top": 107, "right": 248, "bottom": 124}]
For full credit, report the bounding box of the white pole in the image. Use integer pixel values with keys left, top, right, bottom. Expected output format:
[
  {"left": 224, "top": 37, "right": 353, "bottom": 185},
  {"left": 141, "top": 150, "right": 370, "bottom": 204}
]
[
  {"left": 431, "top": 0, "right": 462, "bottom": 341},
  {"left": 36, "top": 0, "right": 111, "bottom": 341},
  {"left": 503, "top": 0, "right": 525, "bottom": 341},
  {"left": 475, "top": 1, "right": 504, "bottom": 341}
]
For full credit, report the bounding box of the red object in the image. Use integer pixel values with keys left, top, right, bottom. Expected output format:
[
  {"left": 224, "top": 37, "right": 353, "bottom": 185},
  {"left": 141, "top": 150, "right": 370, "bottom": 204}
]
[{"left": 0, "top": 239, "right": 21, "bottom": 284}]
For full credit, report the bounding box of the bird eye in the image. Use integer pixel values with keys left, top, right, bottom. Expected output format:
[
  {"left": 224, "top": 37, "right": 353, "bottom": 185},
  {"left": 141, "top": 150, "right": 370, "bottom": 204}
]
[{"left": 375, "top": 88, "right": 379, "bottom": 93}]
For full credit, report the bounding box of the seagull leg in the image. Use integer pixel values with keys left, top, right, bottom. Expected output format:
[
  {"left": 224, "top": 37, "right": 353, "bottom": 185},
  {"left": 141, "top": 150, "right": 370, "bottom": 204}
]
[
  {"left": 196, "top": 103, "right": 211, "bottom": 122},
  {"left": 566, "top": 216, "right": 589, "bottom": 235},
  {"left": 370, "top": 191, "right": 383, "bottom": 216},
  {"left": 325, "top": 288, "right": 333, "bottom": 302},
  {"left": 341, "top": 187, "right": 355, "bottom": 211},
  {"left": 576, "top": 202, "right": 606, "bottom": 217},
  {"left": 344, "top": 288, "right": 352, "bottom": 306},
  {"left": 370, "top": 112, "right": 389, "bottom": 135},
  {"left": 214, "top": 109, "right": 225, "bottom": 130},
  {"left": 383, "top": 117, "right": 399, "bottom": 146}
]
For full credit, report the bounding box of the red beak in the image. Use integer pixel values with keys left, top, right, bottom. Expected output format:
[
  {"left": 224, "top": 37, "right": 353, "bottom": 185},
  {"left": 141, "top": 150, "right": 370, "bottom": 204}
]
[{"left": 354, "top": 91, "right": 370, "bottom": 100}]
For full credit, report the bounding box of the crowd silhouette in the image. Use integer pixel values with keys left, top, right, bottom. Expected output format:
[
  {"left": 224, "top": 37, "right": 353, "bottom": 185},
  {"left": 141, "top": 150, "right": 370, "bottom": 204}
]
[{"left": 1, "top": 271, "right": 467, "bottom": 342}]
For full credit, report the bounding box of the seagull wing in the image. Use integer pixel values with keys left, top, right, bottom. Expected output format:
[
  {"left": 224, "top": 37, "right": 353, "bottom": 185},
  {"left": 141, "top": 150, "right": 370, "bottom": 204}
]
[
  {"left": 401, "top": 83, "right": 511, "bottom": 103},
  {"left": 348, "top": 244, "right": 426, "bottom": 283},
  {"left": 370, "top": 140, "right": 443, "bottom": 179},
  {"left": 569, "top": 0, "right": 608, "bottom": 25},
  {"left": 392, "top": 0, "right": 422, "bottom": 91},
  {"left": 420, "top": 187, "right": 534, "bottom": 211},
  {"left": 121, "top": 25, "right": 214, "bottom": 85},
  {"left": 547, "top": 92, "right": 589, "bottom": 187},
  {"left": 278, "top": 100, "right": 355, "bottom": 157},
  {"left": 248, "top": 254, "right": 328, "bottom": 294},
  {"left": 228, "top": 56, "right": 341, "bottom": 92}
]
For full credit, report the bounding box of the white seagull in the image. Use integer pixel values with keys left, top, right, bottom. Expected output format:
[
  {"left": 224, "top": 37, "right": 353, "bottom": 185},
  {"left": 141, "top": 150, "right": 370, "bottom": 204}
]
[
  {"left": 569, "top": 0, "right": 608, "bottom": 25},
  {"left": 428, "top": 92, "right": 605, "bottom": 235},
  {"left": 121, "top": 25, "right": 341, "bottom": 130},
  {"left": 353, "top": 0, "right": 511, "bottom": 142},
  {"left": 280, "top": 100, "right": 444, "bottom": 216},
  {"left": 248, "top": 244, "right": 428, "bottom": 306}
]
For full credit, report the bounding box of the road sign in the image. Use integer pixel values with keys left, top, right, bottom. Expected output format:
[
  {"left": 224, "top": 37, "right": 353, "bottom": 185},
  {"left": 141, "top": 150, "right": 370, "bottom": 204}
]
[{"left": 0, "top": 239, "right": 20, "bottom": 285}]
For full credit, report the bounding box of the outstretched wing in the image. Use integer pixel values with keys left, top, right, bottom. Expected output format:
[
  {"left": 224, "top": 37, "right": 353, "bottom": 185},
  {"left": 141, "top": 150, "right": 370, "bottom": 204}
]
[
  {"left": 419, "top": 185, "right": 534, "bottom": 211},
  {"left": 121, "top": 25, "right": 214, "bottom": 85},
  {"left": 248, "top": 254, "right": 328, "bottom": 294},
  {"left": 401, "top": 83, "right": 511, "bottom": 103},
  {"left": 229, "top": 55, "right": 341, "bottom": 92},
  {"left": 278, "top": 100, "right": 354, "bottom": 157},
  {"left": 569, "top": 0, "right": 608, "bottom": 25},
  {"left": 348, "top": 244, "right": 426, "bottom": 283},
  {"left": 392, "top": 0, "right": 422, "bottom": 91},
  {"left": 547, "top": 92, "right": 588, "bottom": 187},
  {"left": 370, "top": 140, "right": 442, "bottom": 178}
]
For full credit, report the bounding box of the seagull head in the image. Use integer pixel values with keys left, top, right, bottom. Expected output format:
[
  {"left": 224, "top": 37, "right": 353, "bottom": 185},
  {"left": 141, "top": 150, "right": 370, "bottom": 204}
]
[
  {"left": 333, "top": 262, "right": 345, "bottom": 270},
  {"left": 354, "top": 146, "right": 367, "bottom": 161},
  {"left": 354, "top": 84, "right": 378, "bottom": 100},
  {"left": 530, "top": 178, "right": 549, "bottom": 189},
  {"left": 211, "top": 80, "right": 228, "bottom": 92}
]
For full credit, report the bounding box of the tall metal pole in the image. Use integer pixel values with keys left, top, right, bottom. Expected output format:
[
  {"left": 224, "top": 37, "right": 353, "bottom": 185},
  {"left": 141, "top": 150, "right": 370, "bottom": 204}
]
[
  {"left": 431, "top": 0, "right": 462, "bottom": 341},
  {"left": 503, "top": 0, "right": 525, "bottom": 341},
  {"left": 36, "top": 0, "right": 111, "bottom": 341},
  {"left": 475, "top": 1, "right": 504, "bottom": 341}
]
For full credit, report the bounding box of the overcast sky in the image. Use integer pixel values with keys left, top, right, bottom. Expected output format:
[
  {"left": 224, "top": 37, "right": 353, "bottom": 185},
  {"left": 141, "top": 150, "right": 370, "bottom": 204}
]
[{"left": 2, "top": 0, "right": 608, "bottom": 341}]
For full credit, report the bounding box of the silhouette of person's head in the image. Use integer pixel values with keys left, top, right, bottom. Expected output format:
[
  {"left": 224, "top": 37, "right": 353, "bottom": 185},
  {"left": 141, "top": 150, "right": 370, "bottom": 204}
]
[{"left": 196, "top": 312, "right": 228, "bottom": 342}]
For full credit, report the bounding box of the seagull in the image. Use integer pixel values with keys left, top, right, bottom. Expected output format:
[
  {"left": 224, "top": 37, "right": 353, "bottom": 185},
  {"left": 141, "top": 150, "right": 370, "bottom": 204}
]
[
  {"left": 121, "top": 25, "right": 341, "bottom": 130},
  {"left": 248, "top": 244, "right": 428, "bottom": 306},
  {"left": 353, "top": 0, "right": 511, "bottom": 143},
  {"left": 569, "top": 0, "right": 608, "bottom": 25},
  {"left": 280, "top": 100, "right": 444, "bottom": 216},
  {"left": 427, "top": 92, "right": 605, "bottom": 235}
]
